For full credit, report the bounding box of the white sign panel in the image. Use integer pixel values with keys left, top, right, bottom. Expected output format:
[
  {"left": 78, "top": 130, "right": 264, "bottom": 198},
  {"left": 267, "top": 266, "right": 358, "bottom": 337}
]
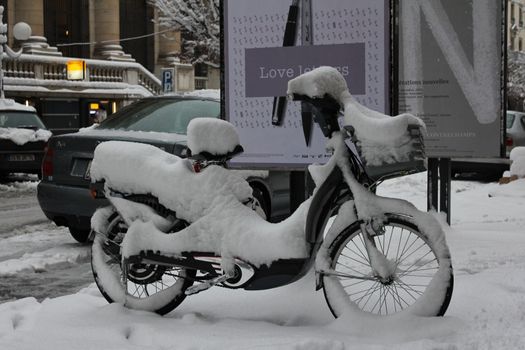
[
  {"left": 162, "top": 68, "right": 175, "bottom": 93},
  {"left": 398, "top": 0, "right": 504, "bottom": 158},
  {"left": 223, "top": 0, "right": 391, "bottom": 168}
]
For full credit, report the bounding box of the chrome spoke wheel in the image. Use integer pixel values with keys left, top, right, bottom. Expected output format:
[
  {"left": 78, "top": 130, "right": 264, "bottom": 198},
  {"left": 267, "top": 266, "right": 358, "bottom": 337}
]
[{"left": 323, "top": 215, "right": 453, "bottom": 317}]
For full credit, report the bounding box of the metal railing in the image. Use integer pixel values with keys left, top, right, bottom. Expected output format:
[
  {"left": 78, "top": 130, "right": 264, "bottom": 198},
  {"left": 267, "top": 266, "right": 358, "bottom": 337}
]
[
  {"left": 3, "top": 54, "right": 162, "bottom": 96},
  {"left": 195, "top": 76, "right": 208, "bottom": 90}
]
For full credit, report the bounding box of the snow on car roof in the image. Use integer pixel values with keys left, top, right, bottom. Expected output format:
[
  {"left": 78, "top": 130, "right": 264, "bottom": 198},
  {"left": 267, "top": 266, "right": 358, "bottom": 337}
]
[
  {"left": 161, "top": 89, "right": 220, "bottom": 100},
  {"left": 0, "top": 99, "right": 37, "bottom": 113}
]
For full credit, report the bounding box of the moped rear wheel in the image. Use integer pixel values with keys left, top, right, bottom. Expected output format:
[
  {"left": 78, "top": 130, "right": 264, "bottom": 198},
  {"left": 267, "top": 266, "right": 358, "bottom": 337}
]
[
  {"left": 322, "top": 214, "right": 453, "bottom": 317},
  {"left": 91, "top": 208, "right": 195, "bottom": 315}
]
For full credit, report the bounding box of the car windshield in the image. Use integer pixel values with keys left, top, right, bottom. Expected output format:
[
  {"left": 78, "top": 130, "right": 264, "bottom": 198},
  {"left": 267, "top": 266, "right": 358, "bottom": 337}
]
[
  {"left": 0, "top": 111, "right": 46, "bottom": 130},
  {"left": 97, "top": 98, "right": 220, "bottom": 135}
]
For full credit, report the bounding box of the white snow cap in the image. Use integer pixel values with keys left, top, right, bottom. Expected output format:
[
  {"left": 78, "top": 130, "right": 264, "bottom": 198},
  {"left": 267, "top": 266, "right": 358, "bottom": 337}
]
[
  {"left": 187, "top": 117, "right": 240, "bottom": 155},
  {"left": 287, "top": 66, "right": 349, "bottom": 102},
  {"left": 184, "top": 89, "right": 220, "bottom": 100},
  {"left": 510, "top": 147, "right": 525, "bottom": 162},
  {"left": 0, "top": 99, "right": 36, "bottom": 112},
  {"left": 0, "top": 128, "right": 52, "bottom": 145},
  {"left": 287, "top": 66, "right": 425, "bottom": 166}
]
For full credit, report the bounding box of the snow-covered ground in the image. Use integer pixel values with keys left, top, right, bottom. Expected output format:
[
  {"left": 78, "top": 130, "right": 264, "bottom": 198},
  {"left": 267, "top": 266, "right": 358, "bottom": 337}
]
[{"left": 0, "top": 171, "right": 524, "bottom": 349}]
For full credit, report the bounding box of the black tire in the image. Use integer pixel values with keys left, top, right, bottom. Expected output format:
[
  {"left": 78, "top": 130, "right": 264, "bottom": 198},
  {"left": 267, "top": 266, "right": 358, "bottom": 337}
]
[
  {"left": 68, "top": 227, "right": 90, "bottom": 243},
  {"left": 322, "top": 214, "right": 453, "bottom": 317},
  {"left": 91, "top": 208, "right": 195, "bottom": 315}
]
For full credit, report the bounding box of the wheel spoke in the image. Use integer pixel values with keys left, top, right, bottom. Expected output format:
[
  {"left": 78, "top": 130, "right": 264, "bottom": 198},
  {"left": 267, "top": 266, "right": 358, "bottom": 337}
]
[
  {"left": 356, "top": 282, "right": 382, "bottom": 310},
  {"left": 351, "top": 238, "right": 371, "bottom": 264},
  {"left": 399, "top": 262, "right": 438, "bottom": 278},
  {"left": 385, "top": 227, "right": 394, "bottom": 257},
  {"left": 394, "top": 226, "right": 403, "bottom": 262},
  {"left": 394, "top": 278, "right": 424, "bottom": 300},
  {"left": 391, "top": 283, "right": 410, "bottom": 308},
  {"left": 342, "top": 246, "right": 370, "bottom": 266},
  {"left": 397, "top": 229, "right": 418, "bottom": 263},
  {"left": 347, "top": 283, "right": 377, "bottom": 297},
  {"left": 397, "top": 241, "right": 430, "bottom": 265},
  {"left": 398, "top": 249, "right": 434, "bottom": 275},
  {"left": 339, "top": 251, "right": 372, "bottom": 268}
]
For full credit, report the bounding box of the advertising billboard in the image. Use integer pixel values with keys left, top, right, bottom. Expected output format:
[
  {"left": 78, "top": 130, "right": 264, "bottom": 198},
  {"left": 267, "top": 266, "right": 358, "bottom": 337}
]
[
  {"left": 222, "top": 0, "right": 392, "bottom": 168},
  {"left": 398, "top": 0, "right": 505, "bottom": 158}
]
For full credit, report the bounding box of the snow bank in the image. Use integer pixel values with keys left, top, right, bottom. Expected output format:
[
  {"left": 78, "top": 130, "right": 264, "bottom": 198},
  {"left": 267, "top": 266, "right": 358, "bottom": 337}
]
[
  {"left": 509, "top": 147, "right": 525, "bottom": 177},
  {"left": 0, "top": 245, "right": 89, "bottom": 276},
  {"left": 0, "top": 128, "right": 52, "bottom": 146},
  {"left": 491, "top": 147, "right": 525, "bottom": 196},
  {"left": 287, "top": 66, "right": 425, "bottom": 166},
  {"left": 0, "top": 179, "right": 38, "bottom": 193},
  {"left": 3, "top": 169, "right": 525, "bottom": 349}
]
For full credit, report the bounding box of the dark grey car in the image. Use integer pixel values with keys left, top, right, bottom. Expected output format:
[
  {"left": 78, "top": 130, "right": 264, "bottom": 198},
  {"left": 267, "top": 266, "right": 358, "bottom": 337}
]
[
  {"left": 0, "top": 101, "right": 51, "bottom": 179},
  {"left": 37, "top": 95, "right": 290, "bottom": 242}
]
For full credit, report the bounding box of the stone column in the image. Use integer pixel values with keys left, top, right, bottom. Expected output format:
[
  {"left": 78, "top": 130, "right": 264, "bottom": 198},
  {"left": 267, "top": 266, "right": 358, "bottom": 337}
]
[
  {"left": 93, "top": 0, "right": 134, "bottom": 61},
  {"left": 14, "top": 0, "right": 62, "bottom": 56},
  {"left": 158, "top": 30, "right": 182, "bottom": 65},
  {"left": 14, "top": 0, "right": 44, "bottom": 36}
]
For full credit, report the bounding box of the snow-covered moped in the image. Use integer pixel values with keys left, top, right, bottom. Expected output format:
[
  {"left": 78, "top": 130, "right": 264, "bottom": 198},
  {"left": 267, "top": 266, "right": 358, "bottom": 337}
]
[{"left": 89, "top": 67, "right": 453, "bottom": 317}]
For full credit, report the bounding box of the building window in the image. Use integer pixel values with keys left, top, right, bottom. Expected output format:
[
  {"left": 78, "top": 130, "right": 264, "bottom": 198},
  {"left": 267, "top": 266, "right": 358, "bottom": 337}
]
[
  {"left": 520, "top": 38, "right": 523, "bottom": 51},
  {"left": 194, "top": 63, "right": 208, "bottom": 78},
  {"left": 512, "top": 3, "right": 516, "bottom": 24}
]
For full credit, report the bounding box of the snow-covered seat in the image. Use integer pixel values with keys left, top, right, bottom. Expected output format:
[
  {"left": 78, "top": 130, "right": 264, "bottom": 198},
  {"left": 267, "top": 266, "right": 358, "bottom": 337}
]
[
  {"left": 187, "top": 117, "right": 243, "bottom": 161},
  {"left": 288, "top": 66, "right": 426, "bottom": 181}
]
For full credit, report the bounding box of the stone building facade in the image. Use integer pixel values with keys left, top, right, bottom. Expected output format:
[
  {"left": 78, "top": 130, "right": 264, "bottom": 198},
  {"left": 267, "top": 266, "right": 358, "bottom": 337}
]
[
  {"left": 0, "top": 0, "right": 219, "bottom": 132},
  {"left": 509, "top": 0, "right": 525, "bottom": 52}
]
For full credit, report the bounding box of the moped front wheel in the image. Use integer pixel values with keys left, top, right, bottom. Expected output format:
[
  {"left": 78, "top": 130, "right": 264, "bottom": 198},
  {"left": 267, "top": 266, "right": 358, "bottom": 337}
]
[
  {"left": 91, "top": 207, "right": 195, "bottom": 315},
  {"left": 322, "top": 214, "right": 453, "bottom": 317}
]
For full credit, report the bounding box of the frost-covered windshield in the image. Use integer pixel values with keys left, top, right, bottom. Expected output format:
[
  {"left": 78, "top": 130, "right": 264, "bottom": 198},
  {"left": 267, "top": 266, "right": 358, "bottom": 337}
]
[
  {"left": 98, "top": 98, "right": 220, "bottom": 135},
  {"left": 0, "top": 112, "right": 46, "bottom": 130}
]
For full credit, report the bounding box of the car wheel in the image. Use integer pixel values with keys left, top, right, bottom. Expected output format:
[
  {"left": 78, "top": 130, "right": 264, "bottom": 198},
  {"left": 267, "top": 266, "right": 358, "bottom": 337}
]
[{"left": 68, "top": 227, "right": 91, "bottom": 243}]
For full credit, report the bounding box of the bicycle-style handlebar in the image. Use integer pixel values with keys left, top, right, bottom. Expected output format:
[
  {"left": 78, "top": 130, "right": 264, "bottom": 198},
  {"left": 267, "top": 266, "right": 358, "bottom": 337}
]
[{"left": 290, "top": 93, "right": 342, "bottom": 138}]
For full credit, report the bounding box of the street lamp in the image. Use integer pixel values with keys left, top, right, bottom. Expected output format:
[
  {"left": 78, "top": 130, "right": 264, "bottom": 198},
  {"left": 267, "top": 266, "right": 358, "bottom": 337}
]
[{"left": 0, "top": 5, "right": 32, "bottom": 99}]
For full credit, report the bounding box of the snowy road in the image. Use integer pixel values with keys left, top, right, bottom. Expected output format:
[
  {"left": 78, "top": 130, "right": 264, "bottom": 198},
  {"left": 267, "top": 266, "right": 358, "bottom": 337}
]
[
  {"left": 0, "top": 175, "right": 92, "bottom": 303},
  {"left": 0, "top": 175, "right": 48, "bottom": 237}
]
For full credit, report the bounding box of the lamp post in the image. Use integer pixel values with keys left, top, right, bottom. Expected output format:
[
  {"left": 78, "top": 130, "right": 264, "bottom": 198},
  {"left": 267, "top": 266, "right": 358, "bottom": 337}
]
[{"left": 0, "top": 5, "right": 31, "bottom": 99}]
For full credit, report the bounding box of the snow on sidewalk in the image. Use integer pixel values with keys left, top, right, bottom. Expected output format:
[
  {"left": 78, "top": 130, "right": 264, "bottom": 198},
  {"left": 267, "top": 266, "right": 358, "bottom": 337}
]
[{"left": 0, "top": 173, "right": 524, "bottom": 349}]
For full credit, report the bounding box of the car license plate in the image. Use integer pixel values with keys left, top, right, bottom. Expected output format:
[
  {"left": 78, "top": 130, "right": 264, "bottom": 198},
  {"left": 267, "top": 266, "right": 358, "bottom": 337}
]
[{"left": 8, "top": 154, "right": 35, "bottom": 162}]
